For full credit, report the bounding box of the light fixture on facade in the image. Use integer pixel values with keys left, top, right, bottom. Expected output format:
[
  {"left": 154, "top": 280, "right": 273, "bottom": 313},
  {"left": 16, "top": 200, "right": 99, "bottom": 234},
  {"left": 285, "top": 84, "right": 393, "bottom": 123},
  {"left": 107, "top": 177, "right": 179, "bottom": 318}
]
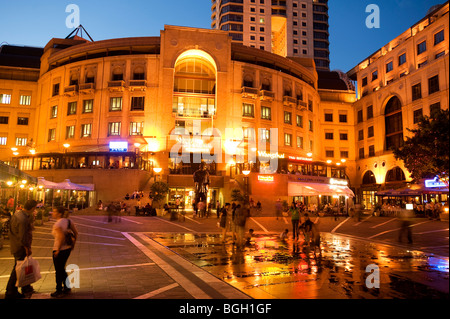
[
  {"left": 326, "top": 160, "right": 332, "bottom": 164},
  {"left": 307, "top": 152, "right": 313, "bottom": 157},
  {"left": 242, "top": 170, "right": 251, "bottom": 176},
  {"left": 153, "top": 167, "right": 162, "bottom": 174},
  {"left": 11, "top": 147, "right": 18, "bottom": 152}
]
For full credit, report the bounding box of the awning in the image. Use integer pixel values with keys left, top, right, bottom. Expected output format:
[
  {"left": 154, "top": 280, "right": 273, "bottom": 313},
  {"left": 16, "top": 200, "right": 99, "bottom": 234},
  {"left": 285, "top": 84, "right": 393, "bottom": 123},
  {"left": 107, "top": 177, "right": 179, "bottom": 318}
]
[
  {"left": 376, "top": 184, "right": 449, "bottom": 196},
  {"left": 37, "top": 178, "right": 94, "bottom": 191},
  {"left": 288, "top": 182, "right": 354, "bottom": 198}
]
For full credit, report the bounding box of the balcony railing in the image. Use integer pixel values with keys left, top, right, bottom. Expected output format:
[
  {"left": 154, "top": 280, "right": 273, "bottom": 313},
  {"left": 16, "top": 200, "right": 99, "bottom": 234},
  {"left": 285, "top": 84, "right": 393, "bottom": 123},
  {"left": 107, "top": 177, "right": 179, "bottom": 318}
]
[
  {"left": 241, "top": 87, "right": 259, "bottom": 99},
  {"left": 129, "top": 80, "right": 147, "bottom": 91},
  {"left": 260, "top": 90, "right": 275, "bottom": 101},
  {"left": 283, "top": 96, "right": 297, "bottom": 106},
  {"left": 64, "top": 85, "right": 78, "bottom": 96},
  {"left": 79, "top": 83, "right": 95, "bottom": 94},
  {"left": 108, "top": 80, "right": 126, "bottom": 92}
]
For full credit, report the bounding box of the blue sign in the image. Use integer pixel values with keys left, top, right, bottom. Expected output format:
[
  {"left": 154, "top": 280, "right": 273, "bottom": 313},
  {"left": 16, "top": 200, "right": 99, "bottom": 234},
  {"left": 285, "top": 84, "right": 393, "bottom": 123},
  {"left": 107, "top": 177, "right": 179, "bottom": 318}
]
[{"left": 425, "top": 177, "right": 447, "bottom": 188}]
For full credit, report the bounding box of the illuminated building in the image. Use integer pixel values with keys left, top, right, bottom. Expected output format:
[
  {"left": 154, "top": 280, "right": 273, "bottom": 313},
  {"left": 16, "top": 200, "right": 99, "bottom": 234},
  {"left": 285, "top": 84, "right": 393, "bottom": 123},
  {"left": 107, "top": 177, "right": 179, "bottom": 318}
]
[{"left": 211, "top": 0, "right": 331, "bottom": 70}]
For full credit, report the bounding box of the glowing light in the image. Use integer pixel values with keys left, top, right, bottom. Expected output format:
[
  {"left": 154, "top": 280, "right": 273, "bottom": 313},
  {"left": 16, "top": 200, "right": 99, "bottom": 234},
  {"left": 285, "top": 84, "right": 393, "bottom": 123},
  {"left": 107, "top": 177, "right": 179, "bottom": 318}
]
[
  {"left": 11, "top": 147, "right": 18, "bottom": 152},
  {"left": 21, "top": 180, "right": 27, "bottom": 185},
  {"left": 326, "top": 160, "right": 332, "bottom": 164},
  {"left": 258, "top": 175, "right": 274, "bottom": 182},
  {"left": 242, "top": 170, "right": 251, "bottom": 176},
  {"left": 6, "top": 181, "right": 13, "bottom": 186},
  {"left": 63, "top": 143, "right": 71, "bottom": 149},
  {"left": 307, "top": 152, "right": 313, "bottom": 157},
  {"left": 134, "top": 143, "right": 141, "bottom": 148},
  {"left": 153, "top": 167, "right": 162, "bottom": 174}
]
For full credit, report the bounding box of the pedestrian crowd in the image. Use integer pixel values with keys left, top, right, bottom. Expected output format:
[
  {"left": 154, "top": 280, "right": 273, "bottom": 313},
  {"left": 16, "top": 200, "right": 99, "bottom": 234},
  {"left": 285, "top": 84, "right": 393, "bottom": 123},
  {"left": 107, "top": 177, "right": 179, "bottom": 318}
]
[{"left": 4, "top": 200, "right": 79, "bottom": 299}]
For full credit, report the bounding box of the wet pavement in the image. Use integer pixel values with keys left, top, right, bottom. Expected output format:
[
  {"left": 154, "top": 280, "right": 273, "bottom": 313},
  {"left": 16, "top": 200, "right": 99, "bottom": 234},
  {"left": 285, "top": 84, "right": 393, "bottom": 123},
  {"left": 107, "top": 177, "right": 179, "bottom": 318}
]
[{"left": 150, "top": 232, "right": 449, "bottom": 299}]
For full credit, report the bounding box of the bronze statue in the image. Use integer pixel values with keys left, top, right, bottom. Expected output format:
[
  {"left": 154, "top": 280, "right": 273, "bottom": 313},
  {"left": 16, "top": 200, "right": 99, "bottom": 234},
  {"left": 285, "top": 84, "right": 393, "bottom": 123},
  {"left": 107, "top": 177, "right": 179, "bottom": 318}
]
[{"left": 193, "top": 162, "right": 210, "bottom": 203}]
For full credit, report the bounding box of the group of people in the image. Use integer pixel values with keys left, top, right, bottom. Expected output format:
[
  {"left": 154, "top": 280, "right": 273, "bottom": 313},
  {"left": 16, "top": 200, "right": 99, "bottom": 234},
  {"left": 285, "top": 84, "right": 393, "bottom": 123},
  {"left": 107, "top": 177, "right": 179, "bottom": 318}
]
[
  {"left": 380, "top": 200, "right": 445, "bottom": 219},
  {"left": 218, "top": 202, "right": 251, "bottom": 248},
  {"left": 288, "top": 202, "right": 321, "bottom": 248},
  {"left": 5, "top": 200, "right": 78, "bottom": 299}
]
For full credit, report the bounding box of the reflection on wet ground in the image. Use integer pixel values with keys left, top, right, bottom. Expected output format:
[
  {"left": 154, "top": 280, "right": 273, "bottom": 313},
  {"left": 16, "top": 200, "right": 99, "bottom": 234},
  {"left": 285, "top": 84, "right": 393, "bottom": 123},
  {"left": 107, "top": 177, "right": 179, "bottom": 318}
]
[{"left": 150, "top": 232, "right": 449, "bottom": 299}]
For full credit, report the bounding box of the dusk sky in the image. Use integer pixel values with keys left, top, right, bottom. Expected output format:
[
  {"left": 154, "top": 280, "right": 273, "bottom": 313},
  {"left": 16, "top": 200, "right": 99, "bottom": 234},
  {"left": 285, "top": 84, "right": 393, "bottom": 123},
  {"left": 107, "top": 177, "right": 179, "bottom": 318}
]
[{"left": 0, "top": 0, "right": 445, "bottom": 72}]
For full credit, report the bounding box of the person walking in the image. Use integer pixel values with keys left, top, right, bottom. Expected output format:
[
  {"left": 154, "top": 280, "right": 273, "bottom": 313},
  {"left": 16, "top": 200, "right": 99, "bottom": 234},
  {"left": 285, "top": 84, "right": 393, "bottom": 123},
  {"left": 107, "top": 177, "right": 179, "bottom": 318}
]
[
  {"left": 5, "top": 200, "right": 37, "bottom": 299},
  {"left": 275, "top": 199, "right": 282, "bottom": 220},
  {"left": 51, "top": 206, "right": 78, "bottom": 298},
  {"left": 398, "top": 209, "right": 413, "bottom": 244},
  {"left": 219, "top": 203, "right": 231, "bottom": 243},
  {"left": 234, "top": 203, "right": 250, "bottom": 249},
  {"left": 289, "top": 204, "right": 300, "bottom": 241}
]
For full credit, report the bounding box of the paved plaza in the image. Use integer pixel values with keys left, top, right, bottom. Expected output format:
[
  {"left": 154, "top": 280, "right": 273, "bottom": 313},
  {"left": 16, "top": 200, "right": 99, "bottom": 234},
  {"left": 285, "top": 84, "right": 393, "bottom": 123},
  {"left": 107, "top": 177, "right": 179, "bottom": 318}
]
[{"left": 0, "top": 211, "right": 448, "bottom": 300}]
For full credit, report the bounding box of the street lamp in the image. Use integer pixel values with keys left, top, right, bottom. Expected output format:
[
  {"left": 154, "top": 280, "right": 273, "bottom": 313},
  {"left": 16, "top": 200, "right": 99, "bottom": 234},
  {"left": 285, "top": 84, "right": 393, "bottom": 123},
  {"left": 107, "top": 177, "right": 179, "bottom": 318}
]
[{"left": 153, "top": 167, "right": 162, "bottom": 181}]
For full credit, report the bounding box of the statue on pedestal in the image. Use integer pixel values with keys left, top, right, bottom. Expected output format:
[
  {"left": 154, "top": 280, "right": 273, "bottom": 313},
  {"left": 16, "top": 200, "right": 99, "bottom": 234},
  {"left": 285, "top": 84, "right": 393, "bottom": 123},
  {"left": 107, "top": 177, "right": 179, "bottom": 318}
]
[{"left": 193, "top": 162, "right": 210, "bottom": 203}]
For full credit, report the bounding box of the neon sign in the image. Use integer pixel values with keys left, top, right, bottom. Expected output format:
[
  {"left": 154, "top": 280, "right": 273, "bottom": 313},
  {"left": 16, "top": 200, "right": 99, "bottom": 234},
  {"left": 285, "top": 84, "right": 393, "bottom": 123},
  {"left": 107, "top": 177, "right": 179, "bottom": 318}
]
[
  {"left": 258, "top": 175, "right": 274, "bottom": 182},
  {"left": 258, "top": 151, "right": 285, "bottom": 159},
  {"left": 288, "top": 156, "right": 313, "bottom": 162},
  {"left": 109, "top": 141, "right": 128, "bottom": 152},
  {"left": 425, "top": 177, "right": 447, "bottom": 188},
  {"left": 330, "top": 178, "right": 349, "bottom": 186}
]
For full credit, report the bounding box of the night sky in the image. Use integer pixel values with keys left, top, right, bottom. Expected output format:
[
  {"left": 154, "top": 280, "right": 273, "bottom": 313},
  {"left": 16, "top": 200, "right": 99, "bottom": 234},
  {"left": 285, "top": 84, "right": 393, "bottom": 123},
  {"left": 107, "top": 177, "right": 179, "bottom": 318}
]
[{"left": 0, "top": 0, "right": 445, "bottom": 72}]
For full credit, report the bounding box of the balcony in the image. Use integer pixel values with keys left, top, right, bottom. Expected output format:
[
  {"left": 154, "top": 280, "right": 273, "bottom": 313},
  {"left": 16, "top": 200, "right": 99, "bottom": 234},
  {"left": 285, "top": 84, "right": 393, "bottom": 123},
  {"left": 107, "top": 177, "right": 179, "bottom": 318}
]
[
  {"left": 64, "top": 85, "right": 78, "bottom": 97},
  {"left": 283, "top": 96, "right": 297, "bottom": 107},
  {"left": 79, "top": 83, "right": 95, "bottom": 94},
  {"left": 260, "top": 90, "right": 275, "bottom": 101},
  {"left": 129, "top": 80, "right": 147, "bottom": 92},
  {"left": 297, "top": 100, "right": 307, "bottom": 111},
  {"left": 241, "top": 87, "right": 259, "bottom": 99},
  {"left": 108, "top": 80, "right": 126, "bottom": 92}
]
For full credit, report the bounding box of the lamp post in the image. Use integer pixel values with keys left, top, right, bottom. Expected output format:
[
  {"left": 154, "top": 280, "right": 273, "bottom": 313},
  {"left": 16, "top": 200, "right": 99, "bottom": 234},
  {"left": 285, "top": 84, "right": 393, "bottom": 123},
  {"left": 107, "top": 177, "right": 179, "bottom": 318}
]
[
  {"left": 63, "top": 143, "right": 70, "bottom": 168},
  {"left": 153, "top": 167, "right": 162, "bottom": 182}
]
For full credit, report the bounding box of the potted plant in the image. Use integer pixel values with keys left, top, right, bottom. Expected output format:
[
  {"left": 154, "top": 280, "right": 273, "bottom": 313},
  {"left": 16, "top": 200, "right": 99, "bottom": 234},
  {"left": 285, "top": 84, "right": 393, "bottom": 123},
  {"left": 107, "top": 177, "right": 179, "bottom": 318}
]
[
  {"left": 35, "top": 210, "right": 43, "bottom": 226},
  {"left": 150, "top": 181, "right": 169, "bottom": 215}
]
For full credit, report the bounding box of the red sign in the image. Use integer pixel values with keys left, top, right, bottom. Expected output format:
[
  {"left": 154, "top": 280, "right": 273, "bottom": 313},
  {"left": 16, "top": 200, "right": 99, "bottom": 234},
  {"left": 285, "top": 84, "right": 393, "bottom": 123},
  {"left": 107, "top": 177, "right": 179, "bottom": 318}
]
[{"left": 288, "top": 156, "right": 313, "bottom": 162}]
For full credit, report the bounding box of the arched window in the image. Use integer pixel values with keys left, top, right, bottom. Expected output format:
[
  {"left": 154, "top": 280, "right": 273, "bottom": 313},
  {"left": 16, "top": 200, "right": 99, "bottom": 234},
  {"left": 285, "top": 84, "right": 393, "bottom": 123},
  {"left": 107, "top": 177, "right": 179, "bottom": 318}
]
[
  {"left": 362, "top": 171, "right": 377, "bottom": 184},
  {"left": 385, "top": 96, "right": 403, "bottom": 150},
  {"left": 386, "top": 167, "right": 406, "bottom": 183},
  {"left": 173, "top": 51, "right": 217, "bottom": 118}
]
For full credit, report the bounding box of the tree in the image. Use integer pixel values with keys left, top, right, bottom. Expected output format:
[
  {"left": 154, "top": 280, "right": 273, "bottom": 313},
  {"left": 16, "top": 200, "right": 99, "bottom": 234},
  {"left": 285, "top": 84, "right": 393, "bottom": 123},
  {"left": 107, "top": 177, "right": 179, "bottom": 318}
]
[
  {"left": 150, "top": 181, "right": 169, "bottom": 208},
  {"left": 393, "top": 108, "right": 449, "bottom": 187}
]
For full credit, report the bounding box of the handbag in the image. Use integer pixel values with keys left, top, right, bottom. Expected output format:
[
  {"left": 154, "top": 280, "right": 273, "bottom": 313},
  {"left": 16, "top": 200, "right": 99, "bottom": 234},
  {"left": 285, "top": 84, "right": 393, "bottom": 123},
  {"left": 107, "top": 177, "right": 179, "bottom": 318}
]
[
  {"left": 65, "top": 219, "right": 76, "bottom": 249},
  {"left": 15, "top": 256, "right": 41, "bottom": 287}
]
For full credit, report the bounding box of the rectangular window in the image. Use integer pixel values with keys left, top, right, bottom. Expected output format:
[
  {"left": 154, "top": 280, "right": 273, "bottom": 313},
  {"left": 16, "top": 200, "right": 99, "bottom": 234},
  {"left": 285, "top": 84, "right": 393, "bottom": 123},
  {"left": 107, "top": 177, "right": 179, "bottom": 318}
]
[
  {"left": 260, "top": 128, "right": 270, "bottom": 142},
  {"left": 362, "top": 77, "right": 368, "bottom": 87},
  {"left": 81, "top": 124, "right": 92, "bottom": 138},
  {"left": 243, "top": 127, "right": 256, "bottom": 141},
  {"left": 67, "top": 102, "right": 77, "bottom": 115},
  {"left": 357, "top": 110, "right": 363, "bottom": 123},
  {"left": 16, "top": 137, "right": 27, "bottom": 146},
  {"left": 129, "top": 122, "right": 144, "bottom": 136},
  {"left": 284, "top": 133, "right": 292, "bottom": 146},
  {"left": 0, "top": 116, "right": 9, "bottom": 124},
  {"left": 17, "top": 117, "right": 29, "bottom": 126},
  {"left": 359, "top": 147, "right": 365, "bottom": 160},
  {"left": 428, "top": 75, "right": 439, "bottom": 95},
  {"left": 358, "top": 129, "right": 364, "bottom": 141},
  {"left": 52, "top": 83, "right": 60, "bottom": 97},
  {"left": 417, "top": 40, "right": 427, "bottom": 55},
  {"left": 412, "top": 83, "right": 422, "bottom": 101},
  {"left": 0, "top": 94, "right": 11, "bottom": 104},
  {"left": 296, "top": 115, "right": 303, "bottom": 128},
  {"left": 430, "top": 102, "right": 441, "bottom": 118},
  {"left": 372, "top": 70, "right": 378, "bottom": 81},
  {"left": 243, "top": 103, "right": 255, "bottom": 117},
  {"left": 19, "top": 95, "right": 31, "bottom": 106},
  {"left": 418, "top": 60, "right": 428, "bottom": 68},
  {"left": 110, "top": 97, "right": 123, "bottom": 111},
  {"left": 284, "top": 111, "right": 292, "bottom": 125},
  {"left": 108, "top": 122, "right": 122, "bottom": 136},
  {"left": 398, "top": 53, "right": 406, "bottom": 66},
  {"left": 297, "top": 136, "right": 304, "bottom": 149},
  {"left": 261, "top": 106, "right": 271, "bottom": 120},
  {"left": 83, "top": 100, "right": 94, "bottom": 113},
  {"left": 434, "top": 30, "right": 444, "bottom": 45},
  {"left": 0, "top": 136, "right": 7, "bottom": 145},
  {"left": 369, "top": 145, "right": 375, "bottom": 157},
  {"left": 340, "top": 133, "right": 348, "bottom": 141},
  {"left": 51, "top": 105, "right": 58, "bottom": 118},
  {"left": 367, "top": 105, "right": 373, "bottom": 120},
  {"left": 325, "top": 132, "right": 334, "bottom": 140},
  {"left": 131, "top": 96, "right": 145, "bottom": 111},
  {"left": 435, "top": 51, "right": 445, "bottom": 59},
  {"left": 324, "top": 113, "right": 333, "bottom": 122},
  {"left": 48, "top": 129, "right": 56, "bottom": 142},
  {"left": 386, "top": 61, "right": 393, "bottom": 73},
  {"left": 308, "top": 120, "right": 313, "bottom": 132},
  {"left": 413, "top": 108, "right": 423, "bottom": 124},
  {"left": 340, "top": 151, "right": 349, "bottom": 159},
  {"left": 308, "top": 100, "right": 313, "bottom": 112},
  {"left": 368, "top": 126, "right": 374, "bottom": 138},
  {"left": 325, "top": 150, "right": 334, "bottom": 158},
  {"left": 66, "top": 126, "right": 75, "bottom": 139},
  {"left": 339, "top": 114, "right": 347, "bottom": 123}
]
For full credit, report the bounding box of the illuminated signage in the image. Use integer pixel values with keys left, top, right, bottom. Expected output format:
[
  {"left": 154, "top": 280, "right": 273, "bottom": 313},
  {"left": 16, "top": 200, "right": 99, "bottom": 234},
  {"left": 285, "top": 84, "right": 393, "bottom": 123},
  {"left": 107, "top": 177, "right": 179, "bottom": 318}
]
[
  {"left": 258, "top": 175, "right": 274, "bottom": 182},
  {"left": 109, "top": 141, "right": 128, "bottom": 152},
  {"left": 425, "top": 178, "right": 447, "bottom": 188},
  {"left": 330, "top": 178, "right": 349, "bottom": 186},
  {"left": 258, "top": 151, "right": 285, "bottom": 159},
  {"left": 288, "top": 156, "right": 313, "bottom": 162}
]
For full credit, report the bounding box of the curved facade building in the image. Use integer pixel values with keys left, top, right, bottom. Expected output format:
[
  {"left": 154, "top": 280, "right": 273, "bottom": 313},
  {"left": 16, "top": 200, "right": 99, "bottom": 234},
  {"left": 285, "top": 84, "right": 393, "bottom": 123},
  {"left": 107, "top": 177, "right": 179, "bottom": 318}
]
[{"left": 1, "top": 26, "right": 354, "bottom": 205}]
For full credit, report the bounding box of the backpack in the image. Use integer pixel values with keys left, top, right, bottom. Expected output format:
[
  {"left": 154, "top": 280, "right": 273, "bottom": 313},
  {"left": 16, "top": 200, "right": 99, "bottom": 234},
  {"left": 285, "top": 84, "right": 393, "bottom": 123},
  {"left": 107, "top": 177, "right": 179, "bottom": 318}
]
[{"left": 65, "top": 219, "right": 76, "bottom": 249}]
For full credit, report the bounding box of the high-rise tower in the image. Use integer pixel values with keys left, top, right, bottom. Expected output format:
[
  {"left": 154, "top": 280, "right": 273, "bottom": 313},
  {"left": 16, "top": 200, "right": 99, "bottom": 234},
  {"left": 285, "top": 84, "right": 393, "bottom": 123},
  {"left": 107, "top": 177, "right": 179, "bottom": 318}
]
[{"left": 211, "top": 0, "right": 330, "bottom": 70}]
